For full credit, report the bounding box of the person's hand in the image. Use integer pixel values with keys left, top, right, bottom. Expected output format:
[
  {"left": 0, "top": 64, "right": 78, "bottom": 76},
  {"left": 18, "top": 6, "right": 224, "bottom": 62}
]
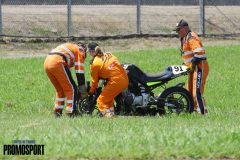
[
  {"left": 80, "top": 92, "right": 88, "bottom": 100},
  {"left": 187, "top": 64, "right": 195, "bottom": 73},
  {"left": 186, "top": 65, "right": 192, "bottom": 71},
  {"left": 78, "top": 85, "right": 87, "bottom": 100},
  {"left": 88, "top": 90, "right": 94, "bottom": 96}
]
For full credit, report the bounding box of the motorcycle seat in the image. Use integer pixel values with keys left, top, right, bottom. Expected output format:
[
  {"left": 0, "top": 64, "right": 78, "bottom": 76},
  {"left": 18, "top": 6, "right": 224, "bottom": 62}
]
[{"left": 144, "top": 70, "right": 173, "bottom": 83}]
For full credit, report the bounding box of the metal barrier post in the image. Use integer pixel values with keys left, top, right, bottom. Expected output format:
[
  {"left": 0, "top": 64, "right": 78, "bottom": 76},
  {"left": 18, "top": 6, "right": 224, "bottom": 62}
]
[
  {"left": 0, "top": 0, "right": 2, "bottom": 34},
  {"left": 136, "top": 0, "right": 141, "bottom": 34},
  {"left": 199, "top": 0, "right": 205, "bottom": 36},
  {"left": 67, "top": 0, "right": 72, "bottom": 37}
]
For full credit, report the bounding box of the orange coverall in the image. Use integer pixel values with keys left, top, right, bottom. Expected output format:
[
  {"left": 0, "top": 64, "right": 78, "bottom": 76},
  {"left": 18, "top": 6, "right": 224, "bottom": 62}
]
[
  {"left": 181, "top": 31, "right": 209, "bottom": 114},
  {"left": 89, "top": 52, "right": 129, "bottom": 113},
  {"left": 44, "top": 43, "right": 86, "bottom": 113}
]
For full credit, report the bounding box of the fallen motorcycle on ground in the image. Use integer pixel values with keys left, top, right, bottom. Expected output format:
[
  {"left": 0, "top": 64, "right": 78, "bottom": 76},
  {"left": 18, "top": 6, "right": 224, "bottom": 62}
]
[{"left": 78, "top": 63, "right": 194, "bottom": 116}]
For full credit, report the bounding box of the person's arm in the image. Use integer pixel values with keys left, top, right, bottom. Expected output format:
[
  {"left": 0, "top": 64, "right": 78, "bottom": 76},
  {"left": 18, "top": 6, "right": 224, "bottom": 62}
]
[
  {"left": 89, "top": 64, "right": 100, "bottom": 95},
  {"left": 75, "top": 52, "right": 85, "bottom": 86},
  {"left": 76, "top": 73, "right": 85, "bottom": 86},
  {"left": 75, "top": 51, "right": 88, "bottom": 99},
  {"left": 189, "top": 37, "right": 206, "bottom": 66}
]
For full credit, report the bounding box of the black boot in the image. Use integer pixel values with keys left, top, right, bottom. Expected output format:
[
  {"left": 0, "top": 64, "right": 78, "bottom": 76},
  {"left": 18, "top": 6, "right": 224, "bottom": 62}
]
[
  {"left": 54, "top": 110, "right": 63, "bottom": 118},
  {"left": 66, "top": 110, "right": 80, "bottom": 118}
]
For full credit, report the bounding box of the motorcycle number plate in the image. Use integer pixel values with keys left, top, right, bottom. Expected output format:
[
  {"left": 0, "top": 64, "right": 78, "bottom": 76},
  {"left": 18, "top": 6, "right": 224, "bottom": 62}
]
[{"left": 171, "top": 65, "right": 188, "bottom": 75}]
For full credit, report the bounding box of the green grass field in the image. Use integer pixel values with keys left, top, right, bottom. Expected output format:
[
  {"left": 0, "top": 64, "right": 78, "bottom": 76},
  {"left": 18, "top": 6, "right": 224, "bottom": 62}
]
[{"left": 0, "top": 45, "right": 240, "bottom": 159}]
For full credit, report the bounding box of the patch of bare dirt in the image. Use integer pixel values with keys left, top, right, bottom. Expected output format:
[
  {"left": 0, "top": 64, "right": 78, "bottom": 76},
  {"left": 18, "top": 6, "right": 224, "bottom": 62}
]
[{"left": 0, "top": 37, "right": 239, "bottom": 59}]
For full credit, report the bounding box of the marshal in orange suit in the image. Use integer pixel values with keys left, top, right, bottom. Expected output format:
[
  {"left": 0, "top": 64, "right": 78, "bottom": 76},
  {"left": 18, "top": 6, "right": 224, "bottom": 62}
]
[
  {"left": 173, "top": 19, "right": 209, "bottom": 115},
  {"left": 87, "top": 42, "right": 129, "bottom": 118},
  {"left": 44, "top": 42, "right": 88, "bottom": 117}
]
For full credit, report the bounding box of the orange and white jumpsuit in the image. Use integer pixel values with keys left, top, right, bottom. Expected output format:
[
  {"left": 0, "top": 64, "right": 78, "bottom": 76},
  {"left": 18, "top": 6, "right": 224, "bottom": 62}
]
[
  {"left": 44, "top": 43, "right": 86, "bottom": 113},
  {"left": 181, "top": 31, "right": 209, "bottom": 114},
  {"left": 89, "top": 52, "right": 129, "bottom": 114}
]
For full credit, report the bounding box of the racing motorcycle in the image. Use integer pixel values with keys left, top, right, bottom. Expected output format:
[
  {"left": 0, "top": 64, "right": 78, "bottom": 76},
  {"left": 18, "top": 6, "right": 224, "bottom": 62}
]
[{"left": 78, "top": 63, "right": 194, "bottom": 116}]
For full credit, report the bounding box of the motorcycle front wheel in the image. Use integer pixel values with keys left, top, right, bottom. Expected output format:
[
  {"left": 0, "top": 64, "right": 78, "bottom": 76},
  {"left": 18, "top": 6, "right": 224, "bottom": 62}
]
[
  {"left": 157, "top": 86, "right": 194, "bottom": 115},
  {"left": 78, "top": 96, "right": 96, "bottom": 115}
]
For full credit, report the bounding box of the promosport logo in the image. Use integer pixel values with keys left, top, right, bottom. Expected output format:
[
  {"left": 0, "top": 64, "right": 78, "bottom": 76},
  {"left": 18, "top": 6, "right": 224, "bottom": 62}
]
[{"left": 3, "top": 140, "right": 44, "bottom": 155}]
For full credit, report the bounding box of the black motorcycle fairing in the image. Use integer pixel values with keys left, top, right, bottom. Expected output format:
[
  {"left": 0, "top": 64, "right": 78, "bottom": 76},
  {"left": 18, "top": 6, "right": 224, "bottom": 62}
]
[
  {"left": 122, "top": 63, "right": 173, "bottom": 85},
  {"left": 123, "top": 63, "right": 146, "bottom": 84}
]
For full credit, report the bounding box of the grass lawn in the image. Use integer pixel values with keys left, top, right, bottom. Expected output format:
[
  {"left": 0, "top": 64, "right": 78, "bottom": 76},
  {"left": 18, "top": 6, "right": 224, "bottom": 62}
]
[{"left": 0, "top": 45, "right": 240, "bottom": 159}]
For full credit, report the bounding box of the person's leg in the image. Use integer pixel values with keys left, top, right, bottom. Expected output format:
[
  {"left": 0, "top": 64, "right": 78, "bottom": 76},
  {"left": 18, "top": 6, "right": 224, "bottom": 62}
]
[
  {"left": 44, "top": 56, "right": 65, "bottom": 117},
  {"left": 193, "top": 61, "right": 209, "bottom": 114},
  {"left": 46, "top": 71, "right": 65, "bottom": 115},
  {"left": 97, "top": 76, "right": 128, "bottom": 117},
  {"left": 57, "top": 64, "right": 78, "bottom": 116}
]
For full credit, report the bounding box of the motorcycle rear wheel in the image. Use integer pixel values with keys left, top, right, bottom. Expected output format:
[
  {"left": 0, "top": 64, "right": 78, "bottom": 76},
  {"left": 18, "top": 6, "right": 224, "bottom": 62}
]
[{"left": 157, "top": 86, "right": 194, "bottom": 115}]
